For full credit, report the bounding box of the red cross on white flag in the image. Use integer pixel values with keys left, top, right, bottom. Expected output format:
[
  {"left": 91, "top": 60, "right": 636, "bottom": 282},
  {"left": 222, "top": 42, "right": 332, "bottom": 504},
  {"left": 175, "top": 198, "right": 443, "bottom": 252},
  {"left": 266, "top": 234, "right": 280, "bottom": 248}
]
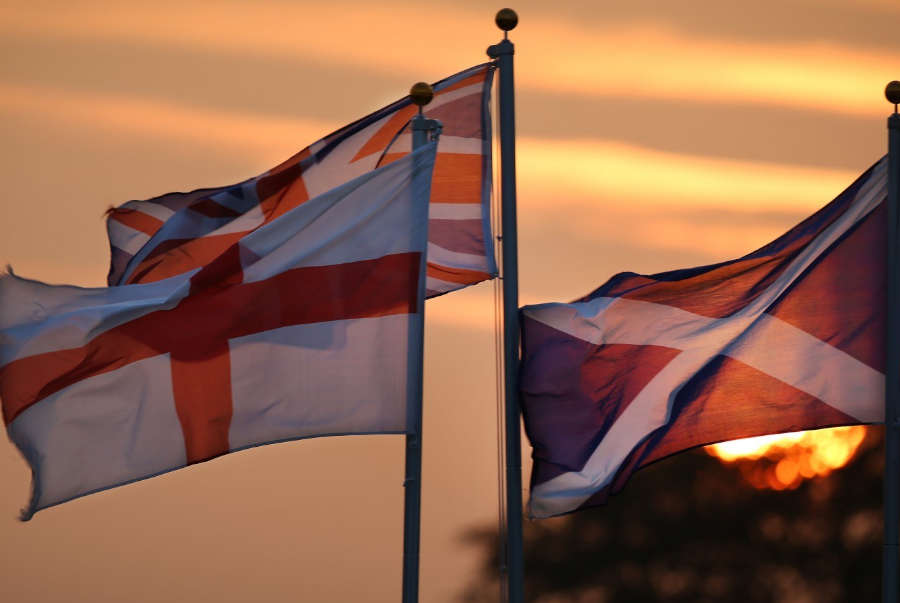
[{"left": 0, "top": 144, "right": 437, "bottom": 520}]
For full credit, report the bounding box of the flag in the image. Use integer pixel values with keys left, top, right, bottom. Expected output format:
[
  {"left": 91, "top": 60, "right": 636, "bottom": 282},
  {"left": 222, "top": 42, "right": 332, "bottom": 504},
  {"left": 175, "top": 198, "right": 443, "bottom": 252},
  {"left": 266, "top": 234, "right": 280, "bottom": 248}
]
[
  {"left": 105, "top": 64, "right": 495, "bottom": 298},
  {"left": 520, "top": 158, "right": 887, "bottom": 518},
  {"left": 0, "top": 143, "right": 437, "bottom": 520}
]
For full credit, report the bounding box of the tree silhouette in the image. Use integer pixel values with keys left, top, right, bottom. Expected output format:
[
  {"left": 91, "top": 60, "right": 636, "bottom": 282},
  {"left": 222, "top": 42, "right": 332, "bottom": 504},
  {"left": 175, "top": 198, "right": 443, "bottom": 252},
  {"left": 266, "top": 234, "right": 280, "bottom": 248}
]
[{"left": 462, "top": 428, "right": 883, "bottom": 602}]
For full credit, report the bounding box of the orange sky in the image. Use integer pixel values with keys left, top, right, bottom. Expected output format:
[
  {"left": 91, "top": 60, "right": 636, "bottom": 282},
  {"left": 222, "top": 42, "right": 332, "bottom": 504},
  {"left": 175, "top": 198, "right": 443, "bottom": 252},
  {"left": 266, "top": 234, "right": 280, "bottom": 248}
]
[{"left": 1, "top": 1, "right": 898, "bottom": 601}]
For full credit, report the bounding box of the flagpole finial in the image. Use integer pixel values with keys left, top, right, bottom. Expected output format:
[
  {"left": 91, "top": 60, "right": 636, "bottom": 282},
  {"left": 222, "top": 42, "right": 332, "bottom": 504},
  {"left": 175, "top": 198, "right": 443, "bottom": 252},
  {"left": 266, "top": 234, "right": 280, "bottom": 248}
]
[
  {"left": 495, "top": 8, "right": 518, "bottom": 32},
  {"left": 409, "top": 82, "right": 434, "bottom": 114},
  {"left": 887, "top": 81, "right": 900, "bottom": 113}
]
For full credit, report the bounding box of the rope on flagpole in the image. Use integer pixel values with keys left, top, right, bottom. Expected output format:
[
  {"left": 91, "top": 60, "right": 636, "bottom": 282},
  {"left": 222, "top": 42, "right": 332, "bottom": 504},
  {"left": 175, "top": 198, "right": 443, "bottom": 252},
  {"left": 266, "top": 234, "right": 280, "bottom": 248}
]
[
  {"left": 491, "top": 61, "right": 510, "bottom": 603},
  {"left": 884, "top": 79, "right": 900, "bottom": 603},
  {"left": 488, "top": 9, "right": 525, "bottom": 603}
]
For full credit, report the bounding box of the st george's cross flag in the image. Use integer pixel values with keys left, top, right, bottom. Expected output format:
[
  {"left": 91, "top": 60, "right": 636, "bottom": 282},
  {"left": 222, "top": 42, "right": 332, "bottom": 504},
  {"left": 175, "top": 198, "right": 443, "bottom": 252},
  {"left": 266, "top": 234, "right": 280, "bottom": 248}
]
[
  {"left": 520, "top": 157, "right": 888, "bottom": 519},
  {"left": 106, "top": 64, "right": 494, "bottom": 298},
  {"left": 0, "top": 144, "right": 437, "bottom": 520}
]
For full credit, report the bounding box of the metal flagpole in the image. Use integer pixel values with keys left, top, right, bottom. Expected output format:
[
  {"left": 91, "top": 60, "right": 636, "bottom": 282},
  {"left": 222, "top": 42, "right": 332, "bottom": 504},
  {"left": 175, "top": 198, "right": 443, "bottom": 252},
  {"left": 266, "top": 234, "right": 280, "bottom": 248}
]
[
  {"left": 487, "top": 9, "right": 525, "bottom": 603},
  {"left": 402, "top": 82, "right": 441, "bottom": 603},
  {"left": 885, "top": 80, "right": 900, "bottom": 603}
]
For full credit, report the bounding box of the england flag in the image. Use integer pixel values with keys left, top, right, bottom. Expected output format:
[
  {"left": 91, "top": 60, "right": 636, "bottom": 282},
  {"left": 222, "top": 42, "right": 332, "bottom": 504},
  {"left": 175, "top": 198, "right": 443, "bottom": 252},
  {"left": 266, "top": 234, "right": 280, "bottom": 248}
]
[{"left": 1, "top": 143, "right": 436, "bottom": 519}]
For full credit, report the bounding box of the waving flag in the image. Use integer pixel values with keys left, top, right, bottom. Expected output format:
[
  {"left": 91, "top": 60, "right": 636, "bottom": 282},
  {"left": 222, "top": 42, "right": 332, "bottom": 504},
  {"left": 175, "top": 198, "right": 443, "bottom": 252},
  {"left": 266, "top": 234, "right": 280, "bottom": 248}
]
[
  {"left": 0, "top": 144, "right": 436, "bottom": 519},
  {"left": 106, "top": 64, "right": 495, "bottom": 298},
  {"left": 521, "top": 158, "right": 887, "bottom": 519}
]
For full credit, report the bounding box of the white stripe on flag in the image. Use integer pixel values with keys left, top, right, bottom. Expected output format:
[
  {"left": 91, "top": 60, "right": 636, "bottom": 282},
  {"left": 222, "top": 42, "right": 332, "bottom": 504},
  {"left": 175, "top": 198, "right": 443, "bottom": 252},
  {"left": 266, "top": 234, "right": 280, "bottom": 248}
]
[
  {"left": 228, "top": 315, "right": 410, "bottom": 450},
  {"left": 107, "top": 220, "right": 151, "bottom": 255},
  {"left": 430, "top": 82, "right": 484, "bottom": 109},
  {"left": 426, "top": 242, "right": 488, "bottom": 271},
  {"left": 7, "top": 353, "right": 186, "bottom": 511},
  {"left": 425, "top": 276, "right": 463, "bottom": 295},
  {"left": 428, "top": 203, "right": 483, "bottom": 220},
  {"left": 119, "top": 200, "right": 175, "bottom": 222}
]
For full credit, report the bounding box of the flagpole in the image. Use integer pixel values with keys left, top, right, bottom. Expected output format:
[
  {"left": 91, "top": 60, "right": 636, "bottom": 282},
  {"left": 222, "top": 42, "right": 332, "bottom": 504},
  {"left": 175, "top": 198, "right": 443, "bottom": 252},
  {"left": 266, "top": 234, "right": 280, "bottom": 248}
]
[
  {"left": 402, "top": 82, "right": 440, "bottom": 603},
  {"left": 488, "top": 9, "right": 525, "bottom": 603},
  {"left": 885, "top": 80, "right": 900, "bottom": 603}
]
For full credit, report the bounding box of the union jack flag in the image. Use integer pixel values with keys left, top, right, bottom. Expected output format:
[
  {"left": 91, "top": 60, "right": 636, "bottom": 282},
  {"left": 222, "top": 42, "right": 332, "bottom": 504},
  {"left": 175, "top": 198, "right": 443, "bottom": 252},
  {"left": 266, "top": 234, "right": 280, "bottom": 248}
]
[
  {"left": 520, "top": 158, "right": 887, "bottom": 518},
  {"left": 105, "top": 64, "right": 495, "bottom": 298}
]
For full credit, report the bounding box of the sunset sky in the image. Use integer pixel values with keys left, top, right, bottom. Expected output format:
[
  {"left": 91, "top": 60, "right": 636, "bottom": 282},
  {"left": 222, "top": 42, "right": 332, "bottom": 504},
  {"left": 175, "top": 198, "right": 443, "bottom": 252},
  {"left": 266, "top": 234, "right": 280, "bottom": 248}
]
[{"left": 1, "top": 1, "right": 899, "bottom": 601}]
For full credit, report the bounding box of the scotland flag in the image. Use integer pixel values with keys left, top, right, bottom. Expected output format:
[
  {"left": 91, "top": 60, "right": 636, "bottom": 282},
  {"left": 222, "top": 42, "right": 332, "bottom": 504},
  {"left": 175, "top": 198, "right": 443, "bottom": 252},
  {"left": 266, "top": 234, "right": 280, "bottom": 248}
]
[{"left": 521, "top": 158, "right": 888, "bottom": 518}]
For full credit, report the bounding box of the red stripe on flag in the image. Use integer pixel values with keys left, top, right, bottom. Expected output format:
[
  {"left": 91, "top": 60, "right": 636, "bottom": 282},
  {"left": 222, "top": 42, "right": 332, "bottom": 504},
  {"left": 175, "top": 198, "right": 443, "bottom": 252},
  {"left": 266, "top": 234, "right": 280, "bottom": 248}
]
[
  {"left": 126, "top": 232, "right": 246, "bottom": 284},
  {"left": 434, "top": 70, "right": 488, "bottom": 95},
  {"left": 426, "top": 262, "right": 491, "bottom": 285},
  {"left": 381, "top": 153, "right": 482, "bottom": 204},
  {"left": 108, "top": 208, "right": 164, "bottom": 236},
  {"left": 431, "top": 154, "right": 482, "bottom": 204},
  {"left": 171, "top": 344, "right": 234, "bottom": 464},
  {"left": 1, "top": 252, "right": 422, "bottom": 425},
  {"left": 256, "top": 160, "right": 311, "bottom": 223},
  {"left": 351, "top": 105, "right": 418, "bottom": 164}
]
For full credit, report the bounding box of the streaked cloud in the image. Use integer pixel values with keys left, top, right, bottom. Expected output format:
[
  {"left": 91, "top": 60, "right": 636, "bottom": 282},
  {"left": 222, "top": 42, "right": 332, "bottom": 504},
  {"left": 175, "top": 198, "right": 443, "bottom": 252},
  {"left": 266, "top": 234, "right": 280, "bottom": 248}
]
[
  {"left": 7, "top": 81, "right": 859, "bottom": 208},
  {"left": 517, "top": 91, "right": 881, "bottom": 172},
  {"left": 2, "top": 1, "right": 897, "bottom": 118},
  {"left": 517, "top": 137, "right": 860, "bottom": 213},
  {"left": 452, "top": 0, "right": 900, "bottom": 53},
  {"left": 518, "top": 22, "right": 896, "bottom": 119},
  {"left": 2, "top": 29, "right": 882, "bottom": 174},
  {"left": 2, "top": 81, "right": 857, "bottom": 230},
  {"left": 0, "top": 83, "right": 337, "bottom": 153}
]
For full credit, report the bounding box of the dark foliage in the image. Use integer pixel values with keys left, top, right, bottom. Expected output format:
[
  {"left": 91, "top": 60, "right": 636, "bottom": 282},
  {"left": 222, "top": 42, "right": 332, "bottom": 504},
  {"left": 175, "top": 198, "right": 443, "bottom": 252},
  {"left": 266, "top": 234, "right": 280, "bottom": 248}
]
[{"left": 462, "top": 428, "right": 884, "bottom": 603}]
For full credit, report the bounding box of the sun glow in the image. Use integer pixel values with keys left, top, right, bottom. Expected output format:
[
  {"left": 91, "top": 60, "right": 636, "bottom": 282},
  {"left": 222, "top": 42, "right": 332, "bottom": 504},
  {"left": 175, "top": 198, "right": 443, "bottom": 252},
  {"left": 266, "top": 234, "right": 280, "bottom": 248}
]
[{"left": 706, "top": 426, "right": 867, "bottom": 490}]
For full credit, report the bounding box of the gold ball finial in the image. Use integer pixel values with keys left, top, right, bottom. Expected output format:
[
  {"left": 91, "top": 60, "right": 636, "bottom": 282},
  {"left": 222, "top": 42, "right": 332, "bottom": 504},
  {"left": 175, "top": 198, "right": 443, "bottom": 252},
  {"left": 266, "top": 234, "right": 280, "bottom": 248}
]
[
  {"left": 409, "top": 82, "right": 434, "bottom": 107},
  {"left": 495, "top": 8, "right": 518, "bottom": 31},
  {"left": 887, "top": 81, "right": 900, "bottom": 105}
]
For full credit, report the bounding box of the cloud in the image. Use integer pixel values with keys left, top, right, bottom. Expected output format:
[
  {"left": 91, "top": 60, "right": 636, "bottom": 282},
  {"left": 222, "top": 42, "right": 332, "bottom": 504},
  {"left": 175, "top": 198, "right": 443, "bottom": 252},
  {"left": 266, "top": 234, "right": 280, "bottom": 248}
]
[
  {"left": 2, "top": 1, "right": 898, "bottom": 119},
  {"left": 2, "top": 81, "right": 860, "bottom": 214},
  {"left": 2, "top": 81, "right": 859, "bottom": 223},
  {"left": 517, "top": 22, "right": 897, "bottom": 119},
  {"left": 516, "top": 137, "right": 861, "bottom": 214},
  {"left": 449, "top": 0, "right": 900, "bottom": 53},
  {"left": 0, "top": 82, "right": 337, "bottom": 153},
  {"left": 1, "top": 29, "right": 882, "bottom": 174}
]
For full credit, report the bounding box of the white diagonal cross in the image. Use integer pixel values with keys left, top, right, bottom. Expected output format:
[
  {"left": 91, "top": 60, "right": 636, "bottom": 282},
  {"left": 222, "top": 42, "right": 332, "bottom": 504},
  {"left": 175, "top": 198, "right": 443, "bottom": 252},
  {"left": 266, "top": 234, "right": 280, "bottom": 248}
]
[{"left": 526, "top": 158, "right": 887, "bottom": 518}]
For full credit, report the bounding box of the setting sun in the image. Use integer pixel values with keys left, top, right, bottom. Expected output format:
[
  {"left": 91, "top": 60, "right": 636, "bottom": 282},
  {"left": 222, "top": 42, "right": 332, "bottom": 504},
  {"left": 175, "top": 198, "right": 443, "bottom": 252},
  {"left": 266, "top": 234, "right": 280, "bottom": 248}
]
[{"left": 706, "top": 426, "right": 868, "bottom": 490}]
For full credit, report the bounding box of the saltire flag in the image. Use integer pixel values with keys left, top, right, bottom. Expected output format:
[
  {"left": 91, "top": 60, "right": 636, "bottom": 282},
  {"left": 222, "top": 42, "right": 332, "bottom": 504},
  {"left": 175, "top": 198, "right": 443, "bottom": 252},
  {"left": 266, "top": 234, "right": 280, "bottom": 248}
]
[
  {"left": 0, "top": 143, "right": 437, "bottom": 520},
  {"left": 105, "top": 63, "right": 495, "bottom": 298},
  {"left": 520, "top": 157, "right": 887, "bottom": 518}
]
